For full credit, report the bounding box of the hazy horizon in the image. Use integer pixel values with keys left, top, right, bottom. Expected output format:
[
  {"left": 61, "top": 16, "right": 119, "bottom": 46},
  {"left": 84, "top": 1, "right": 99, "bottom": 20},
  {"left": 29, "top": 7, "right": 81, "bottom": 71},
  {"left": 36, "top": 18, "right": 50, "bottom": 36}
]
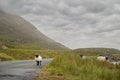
[{"left": 0, "top": 0, "right": 120, "bottom": 50}]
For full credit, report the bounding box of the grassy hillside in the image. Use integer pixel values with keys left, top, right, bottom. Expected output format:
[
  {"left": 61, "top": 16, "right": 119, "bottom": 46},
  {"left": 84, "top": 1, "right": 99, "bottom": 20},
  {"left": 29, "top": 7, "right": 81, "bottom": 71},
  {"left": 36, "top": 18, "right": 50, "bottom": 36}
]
[
  {"left": 1, "top": 48, "right": 119, "bottom": 61},
  {"left": 0, "top": 49, "right": 69, "bottom": 61},
  {"left": 73, "top": 48, "right": 120, "bottom": 56},
  {"left": 0, "top": 48, "right": 72, "bottom": 62},
  {"left": 0, "top": 9, "right": 68, "bottom": 50}
]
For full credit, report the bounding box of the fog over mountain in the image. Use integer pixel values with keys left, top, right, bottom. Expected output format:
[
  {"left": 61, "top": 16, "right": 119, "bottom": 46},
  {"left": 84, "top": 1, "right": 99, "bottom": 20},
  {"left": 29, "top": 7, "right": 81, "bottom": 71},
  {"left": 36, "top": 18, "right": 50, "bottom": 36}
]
[
  {"left": 0, "top": 0, "right": 120, "bottom": 49},
  {"left": 0, "top": 9, "right": 68, "bottom": 50}
]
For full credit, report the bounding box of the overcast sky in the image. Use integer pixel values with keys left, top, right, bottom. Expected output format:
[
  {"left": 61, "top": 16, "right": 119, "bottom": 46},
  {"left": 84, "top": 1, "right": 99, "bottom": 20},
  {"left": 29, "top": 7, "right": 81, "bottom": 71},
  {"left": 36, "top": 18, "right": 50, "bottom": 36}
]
[{"left": 0, "top": 0, "right": 120, "bottom": 49}]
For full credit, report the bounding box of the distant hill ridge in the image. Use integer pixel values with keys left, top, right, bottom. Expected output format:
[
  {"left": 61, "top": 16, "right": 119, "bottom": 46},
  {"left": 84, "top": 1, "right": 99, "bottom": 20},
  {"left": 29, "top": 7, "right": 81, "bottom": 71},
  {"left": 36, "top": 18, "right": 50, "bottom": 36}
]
[
  {"left": 74, "top": 48, "right": 120, "bottom": 55},
  {"left": 0, "top": 9, "right": 69, "bottom": 50}
]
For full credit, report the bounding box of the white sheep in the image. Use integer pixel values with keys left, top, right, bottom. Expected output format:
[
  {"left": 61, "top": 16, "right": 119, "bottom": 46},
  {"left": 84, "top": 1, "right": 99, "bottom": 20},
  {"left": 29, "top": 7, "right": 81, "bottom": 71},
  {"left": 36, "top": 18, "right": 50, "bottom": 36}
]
[
  {"left": 109, "top": 61, "right": 120, "bottom": 65},
  {"left": 97, "top": 54, "right": 120, "bottom": 65},
  {"left": 35, "top": 55, "right": 42, "bottom": 66},
  {"left": 109, "top": 59, "right": 120, "bottom": 65},
  {"left": 82, "top": 56, "right": 86, "bottom": 59},
  {"left": 80, "top": 55, "right": 86, "bottom": 59},
  {"left": 97, "top": 56, "right": 108, "bottom": 61}
]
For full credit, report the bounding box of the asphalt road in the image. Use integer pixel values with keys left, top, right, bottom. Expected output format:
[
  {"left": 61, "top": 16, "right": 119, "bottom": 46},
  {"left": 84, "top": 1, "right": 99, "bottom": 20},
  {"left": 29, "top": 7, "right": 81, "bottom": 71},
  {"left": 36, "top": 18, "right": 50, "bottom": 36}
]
[{"left": 0, "top": 59, "right": 53, "bottom": 80}]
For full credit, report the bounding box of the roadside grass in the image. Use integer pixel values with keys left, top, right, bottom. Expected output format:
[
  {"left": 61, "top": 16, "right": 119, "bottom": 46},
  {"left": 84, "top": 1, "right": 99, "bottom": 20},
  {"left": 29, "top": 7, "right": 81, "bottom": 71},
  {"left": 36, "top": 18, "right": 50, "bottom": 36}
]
[
  {"left": 39, "top": 53, "right": 120, "bottom": 80},
  {"left": 0, "top": 48, "right": 120, "bottom": 80},
  {"left": 0, "top": 53, "right": 13, "bottom": 61},
  {"left": 0, "top": 49, "right": 69, "bottom": 60}
]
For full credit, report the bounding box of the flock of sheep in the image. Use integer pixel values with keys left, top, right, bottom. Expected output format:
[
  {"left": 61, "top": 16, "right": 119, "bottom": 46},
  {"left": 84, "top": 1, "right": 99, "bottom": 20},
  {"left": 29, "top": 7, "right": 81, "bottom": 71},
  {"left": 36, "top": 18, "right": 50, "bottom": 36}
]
[{"left": 80, "top": 54, "right": 120, "bottom": 65}]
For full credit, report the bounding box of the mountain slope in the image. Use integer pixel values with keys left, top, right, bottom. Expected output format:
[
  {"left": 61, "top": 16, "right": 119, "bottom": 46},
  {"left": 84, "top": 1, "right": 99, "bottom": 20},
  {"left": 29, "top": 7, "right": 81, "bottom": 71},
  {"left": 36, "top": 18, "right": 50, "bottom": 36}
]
[{"left": 0, "top": 9, "right": 69, "bottom": 50}]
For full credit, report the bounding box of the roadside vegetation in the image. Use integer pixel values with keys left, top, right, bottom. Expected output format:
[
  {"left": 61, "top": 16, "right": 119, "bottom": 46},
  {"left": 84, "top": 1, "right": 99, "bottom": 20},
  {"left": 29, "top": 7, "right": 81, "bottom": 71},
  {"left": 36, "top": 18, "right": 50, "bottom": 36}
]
[
  {"left": 0, "top": 53, "right": 13, "bottom": 61},
  {"left": 38, "top": 53, "right": 120, "bottom": 80},
  {"left": 0, "top": 48, "right": 120, "bottom": 80},
  {"left": 0, "top": 48, "right": 69, "bottom": 61}
]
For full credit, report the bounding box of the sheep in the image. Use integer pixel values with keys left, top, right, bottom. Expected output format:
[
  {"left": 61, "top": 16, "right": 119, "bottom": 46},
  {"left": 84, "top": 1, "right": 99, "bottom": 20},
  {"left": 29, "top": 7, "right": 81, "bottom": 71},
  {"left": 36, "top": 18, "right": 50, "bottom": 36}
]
[
  {"left": 97, "top": 55, "right": 108, "bottom": 61},
  {"left": 97, "top": 54, "right": 120, "bottom": 65},
  {"left": 35, "top": 55, "right": 42, "bottom": 66},
  {"left": 109, "top": 61, "right": 120, "bottom": 65},
  {"left": 97, "top": 54, "right": 115, "bottom": 61},
  {"left": 109, "top": 59, "right": 120, "bottom": 65},
  {"left": 80, "top": 55, "right": 86, "bottom": 59}
]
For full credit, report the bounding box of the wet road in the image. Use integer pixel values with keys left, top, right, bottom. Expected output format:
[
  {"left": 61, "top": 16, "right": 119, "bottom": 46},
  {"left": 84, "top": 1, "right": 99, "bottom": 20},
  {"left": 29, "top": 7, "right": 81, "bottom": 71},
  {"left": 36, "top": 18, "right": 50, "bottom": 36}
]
[{"left": 0, "top": 59, "right": 53, "bottom": 80}]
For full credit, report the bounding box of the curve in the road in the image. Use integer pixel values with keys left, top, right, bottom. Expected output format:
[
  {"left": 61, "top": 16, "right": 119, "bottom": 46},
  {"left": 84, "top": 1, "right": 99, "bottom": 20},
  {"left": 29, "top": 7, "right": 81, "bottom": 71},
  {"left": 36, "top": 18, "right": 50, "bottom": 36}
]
[{"left": 0, "top": 59, "right": 53, "bottom": 80}]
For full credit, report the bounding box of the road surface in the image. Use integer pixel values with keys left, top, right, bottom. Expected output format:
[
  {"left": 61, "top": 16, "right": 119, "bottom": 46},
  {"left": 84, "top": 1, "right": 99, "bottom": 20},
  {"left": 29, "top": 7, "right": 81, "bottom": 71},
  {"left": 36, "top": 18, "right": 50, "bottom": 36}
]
[{"left": 0, "top": 59, "right": 53, "bottom": 80}]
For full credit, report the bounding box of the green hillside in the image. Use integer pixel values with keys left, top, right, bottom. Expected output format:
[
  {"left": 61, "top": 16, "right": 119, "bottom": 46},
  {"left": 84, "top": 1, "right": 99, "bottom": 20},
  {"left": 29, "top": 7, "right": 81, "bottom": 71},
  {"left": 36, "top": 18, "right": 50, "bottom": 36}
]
[
  {"left": 0, "top": 9, "right": 68, "bottom": 50},
  {"left": 73, "top": 48, "right": 120, "bottom": 55}
]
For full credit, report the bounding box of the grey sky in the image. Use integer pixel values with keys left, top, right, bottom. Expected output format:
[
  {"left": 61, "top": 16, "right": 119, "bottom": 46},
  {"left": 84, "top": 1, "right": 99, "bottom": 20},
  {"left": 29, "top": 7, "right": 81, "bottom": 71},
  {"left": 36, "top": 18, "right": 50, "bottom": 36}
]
[{"left": 0, "top": 0, "right": 120, "bottom": 49}]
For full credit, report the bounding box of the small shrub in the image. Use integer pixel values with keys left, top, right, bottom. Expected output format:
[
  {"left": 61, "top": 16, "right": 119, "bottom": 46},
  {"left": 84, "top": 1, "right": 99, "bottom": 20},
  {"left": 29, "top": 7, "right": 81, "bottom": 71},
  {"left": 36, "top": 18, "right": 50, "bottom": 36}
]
[{"left": 0, "top": 53, "right": 13, "bottom": 61}]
